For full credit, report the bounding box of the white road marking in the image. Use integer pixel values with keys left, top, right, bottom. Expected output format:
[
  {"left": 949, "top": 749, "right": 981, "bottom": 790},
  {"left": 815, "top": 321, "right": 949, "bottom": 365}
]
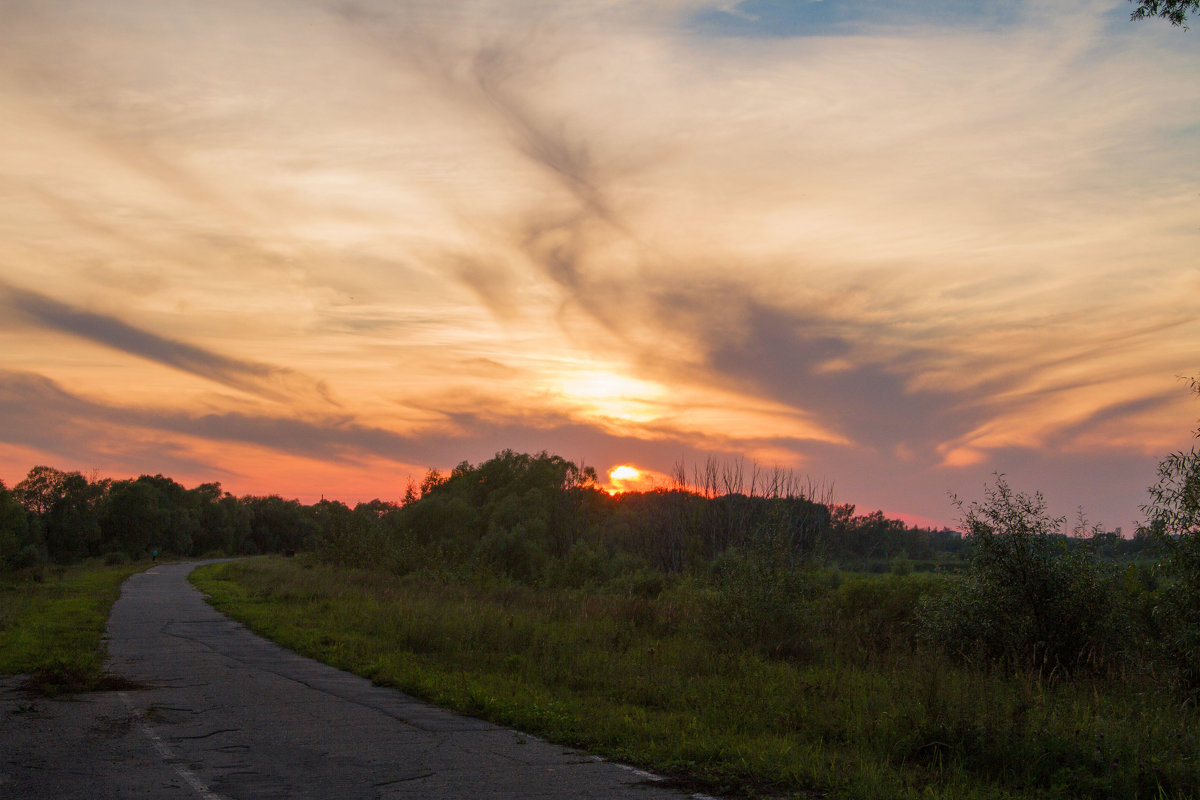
[{"left": 119, "top": 692, "right": 229, "bottom": 800}]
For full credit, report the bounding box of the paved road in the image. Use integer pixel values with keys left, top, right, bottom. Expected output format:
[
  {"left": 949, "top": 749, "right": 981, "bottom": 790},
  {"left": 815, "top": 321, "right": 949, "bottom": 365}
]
[{"left": 2, "top": 562, "right": 702, "bottom": 800}]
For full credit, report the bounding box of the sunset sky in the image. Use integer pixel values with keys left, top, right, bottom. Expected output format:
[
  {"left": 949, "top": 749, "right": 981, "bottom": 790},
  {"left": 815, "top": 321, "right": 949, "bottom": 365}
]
[{"left": 1, "top": 0, "right": 1197, "bottom": 530}]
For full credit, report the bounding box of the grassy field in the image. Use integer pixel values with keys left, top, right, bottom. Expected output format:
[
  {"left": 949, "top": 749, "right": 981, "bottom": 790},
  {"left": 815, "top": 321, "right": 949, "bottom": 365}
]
[
  {"left": 192, "top": 557, "right": 1200, "bottom": 800},
  {"left": 0, "top": 560, "right": 149, "bottom": 695}
]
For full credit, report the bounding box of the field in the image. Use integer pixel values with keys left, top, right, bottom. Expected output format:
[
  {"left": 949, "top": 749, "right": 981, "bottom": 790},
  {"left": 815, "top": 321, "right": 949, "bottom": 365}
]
[{"left": 193, "top": 556, "right": 1199, "bottom": 800}]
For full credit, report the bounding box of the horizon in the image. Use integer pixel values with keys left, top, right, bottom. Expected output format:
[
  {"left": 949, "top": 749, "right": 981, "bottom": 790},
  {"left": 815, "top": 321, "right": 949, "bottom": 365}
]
[{"left": 2, "top": 1, "right": 1197, "bottom": 531}]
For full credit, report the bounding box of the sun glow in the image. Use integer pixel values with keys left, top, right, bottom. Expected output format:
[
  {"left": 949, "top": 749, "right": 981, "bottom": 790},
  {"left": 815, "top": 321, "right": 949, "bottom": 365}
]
[
  {"left": 556, "top": 370, "right": 665, "bottom": 423},
  {"left": 610, "top": 465, "right": 640, "bottom": 481},
  {"left": 605, "top": 463, "right": 658, "bottom": 494}
]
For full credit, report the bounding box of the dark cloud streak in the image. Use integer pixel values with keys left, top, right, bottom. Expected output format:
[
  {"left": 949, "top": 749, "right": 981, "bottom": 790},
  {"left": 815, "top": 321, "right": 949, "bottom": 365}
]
[
  {"left": 0, "top": 369, "right": 418, "bottom": 464},
  {"left": 686, "top": 295, "right": 985, "bottom": 454},
  {"left": 0, "top": 281, "right": 337, "bottom": 406}
]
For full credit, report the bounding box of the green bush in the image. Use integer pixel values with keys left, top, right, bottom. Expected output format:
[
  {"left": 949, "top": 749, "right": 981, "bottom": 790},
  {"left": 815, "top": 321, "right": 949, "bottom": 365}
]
[
  {"left": 701, "top": 546, "right": 820, "bottom": 660},
  {"left": 918, "top": 477, "right": 1122, "bottom": 675},
  {"left": 474, "top": 523, "right": 548, "bottom": 585},
  {"left": 832, "top": 572, "right": 948, "bottom": 654},
  {"left": 1143, "top": 377, "right": 1200, "bottom": 695}
]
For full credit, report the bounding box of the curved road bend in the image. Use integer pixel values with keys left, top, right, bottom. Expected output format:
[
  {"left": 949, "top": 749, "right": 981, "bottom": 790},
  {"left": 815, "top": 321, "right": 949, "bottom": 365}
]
[{"left": 2, "top": 562, "right": 706, "bottom": 800}]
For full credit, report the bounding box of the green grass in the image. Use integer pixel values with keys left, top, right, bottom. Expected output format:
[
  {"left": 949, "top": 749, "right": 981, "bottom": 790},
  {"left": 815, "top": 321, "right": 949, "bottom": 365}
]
[
  {"left": 192, "top": 557, "right": 1200, "bottom": 800},
  {"left": 0, "top": 560, "right": 150, "bottom": 695}
]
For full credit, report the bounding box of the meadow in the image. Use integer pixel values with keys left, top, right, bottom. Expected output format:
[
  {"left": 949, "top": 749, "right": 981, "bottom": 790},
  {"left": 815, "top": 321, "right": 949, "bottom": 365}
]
[{"left": 192, "top": 553, "right": 1198, "bottom": 800}]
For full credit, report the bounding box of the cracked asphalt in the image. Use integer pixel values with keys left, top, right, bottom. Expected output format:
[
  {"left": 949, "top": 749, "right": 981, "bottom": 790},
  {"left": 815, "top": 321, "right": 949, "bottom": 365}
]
[{"left": 1, "top": 562, "right": 704, "bottom": 799}]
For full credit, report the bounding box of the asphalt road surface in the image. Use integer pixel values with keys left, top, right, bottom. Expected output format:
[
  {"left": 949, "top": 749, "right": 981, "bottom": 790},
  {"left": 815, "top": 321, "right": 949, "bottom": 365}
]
[{"left": 2, "top": 562, "right": 706, "bottom": 799}]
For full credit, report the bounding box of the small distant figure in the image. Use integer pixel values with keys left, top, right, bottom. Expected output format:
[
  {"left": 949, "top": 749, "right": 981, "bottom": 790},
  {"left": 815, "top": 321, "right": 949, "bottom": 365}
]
[{"left": 152, "top": 549, "right": 158, "bottom": 562}]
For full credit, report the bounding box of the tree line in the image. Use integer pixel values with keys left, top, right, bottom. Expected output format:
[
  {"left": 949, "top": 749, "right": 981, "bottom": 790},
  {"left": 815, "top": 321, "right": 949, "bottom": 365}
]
[
  {"left": 0, "top": 466, "right": 316, "bottom": 570},
  {"left": 0, "top": 450, "right": 1160, "bottom": 577}
]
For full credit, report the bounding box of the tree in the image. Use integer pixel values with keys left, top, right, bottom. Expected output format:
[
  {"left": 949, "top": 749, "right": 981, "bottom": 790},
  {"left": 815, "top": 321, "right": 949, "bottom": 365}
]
[
  {"left": 101, "top": 480, "right": 167, "bottom": 557},
  {"left": 918, "top": 476, "right": 1118, "bottom": 675},
  {"left": 1143, "top": 377, "right": 1200, "bottom": 692},
  {"left": 0, "top": 479, "right": 35, "bottom": 569},
  {"left": 242, "top": 495, "right": 316, "bottom": 554},
  {"left": 13, "top": 465, "right": 71, "bottom": 516},
  {"left": 14, "top": 466, "right": 102, "bottom": 562},
  {"left": 1145, "top": 377, "right": 1200, "bottom": 539},
  {"left": 1130, "top": 0, "right": 1199, "bottom": 28}
]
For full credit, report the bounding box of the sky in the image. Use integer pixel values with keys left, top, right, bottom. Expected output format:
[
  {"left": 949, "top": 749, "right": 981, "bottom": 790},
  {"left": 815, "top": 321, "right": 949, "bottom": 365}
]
[{"left": 1, "top": 0, "right": 1197, "bottom": 530}]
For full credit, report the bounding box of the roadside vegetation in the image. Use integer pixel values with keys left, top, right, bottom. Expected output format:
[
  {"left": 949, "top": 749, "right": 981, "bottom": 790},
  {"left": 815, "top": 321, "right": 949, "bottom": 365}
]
[
  {"left": 0, "top": 560, "right": 149, "bottom": 694},
  {"left": 194, "top": 552, "right": 1195, "bottom": 800}
]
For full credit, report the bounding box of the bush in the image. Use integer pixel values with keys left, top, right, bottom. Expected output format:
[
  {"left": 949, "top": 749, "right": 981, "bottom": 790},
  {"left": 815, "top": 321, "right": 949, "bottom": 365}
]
[
  {"left": 555, "top": 538, "right": 614, "bottom": 588},
  {"left": 701, "top": 546, "right": 820, "bottom": 660},
  {"left": 833, "top": 572, "right": 948, "bottom": 654},
  {"left": 474, "top": 523, "right": 547, "bottom": 585},
  {"left": 917, "top": 477, "right": 1122, "bottom": 675},
  {"left": 607, "top": 564, "right": 666, "bottom": 598},
  {"left": 1144, "top": 377, "right": 1200, "bottom": 694},
  {"left": 11, "top": 544, "right": 47, "bottom": 572}
]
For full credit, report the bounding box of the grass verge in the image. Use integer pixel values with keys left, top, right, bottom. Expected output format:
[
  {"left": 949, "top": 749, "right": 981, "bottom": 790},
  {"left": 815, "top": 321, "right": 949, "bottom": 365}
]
[
  {"left": 0, "top": 560, "right": 150, "bottom": 695},
  {"left": 192, "top": 557, "right": 1200, "bottom": 800}
]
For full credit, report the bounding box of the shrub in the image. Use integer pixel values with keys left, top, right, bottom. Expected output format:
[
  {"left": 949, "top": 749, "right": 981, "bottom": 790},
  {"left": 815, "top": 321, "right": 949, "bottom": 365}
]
[
  {"left": 833, "top": 572, "right": 948, "bottom": 654},
  {"left": 1143, "top": 377, "right": 1200, "bottom": 694},
  {"left": 11, "top": 544, "right": 47, "bottom": 572},
  {"left": 701, "top": 545, "right": 820, "bottom": 660},
  {"left": 555, "top": 538, "right": 614, "bottom": 588},
  {"left": 474, "top": 523, "right": 547, "bottom": 585},
  {"left": 917, "top": 477, "right": 1121, "bottom": 676}
]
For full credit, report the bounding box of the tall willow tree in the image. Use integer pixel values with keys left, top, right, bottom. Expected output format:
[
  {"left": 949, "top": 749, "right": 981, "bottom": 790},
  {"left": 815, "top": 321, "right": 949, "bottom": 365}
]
[{"left": 1130, "top": 0, "right": 1200, "bottom": 27}]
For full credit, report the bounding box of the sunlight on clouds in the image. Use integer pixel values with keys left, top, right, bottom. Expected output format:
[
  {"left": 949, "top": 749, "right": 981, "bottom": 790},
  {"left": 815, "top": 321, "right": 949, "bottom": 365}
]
[
  {"left": 938, "top": 446, "right": 989, "bottom": 469},
  {"left": 555, "top": 370, "right": 667, "bottom": 422}
]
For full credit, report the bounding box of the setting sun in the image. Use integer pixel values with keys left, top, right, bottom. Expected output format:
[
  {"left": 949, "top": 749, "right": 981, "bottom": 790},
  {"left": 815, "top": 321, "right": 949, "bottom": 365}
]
[
  {"left": 605, "top": 464, "right": 661, "bottom": 494},
  {"left": 610, "top": 465, "right": 640, "bottom": 481}
]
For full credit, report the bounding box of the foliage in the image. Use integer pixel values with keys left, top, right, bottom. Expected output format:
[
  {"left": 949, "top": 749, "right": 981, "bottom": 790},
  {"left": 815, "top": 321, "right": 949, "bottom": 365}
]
[
  {"left": 1143, "top": 377, "right": 1200, "bottom": 693},
  {"left": 0, "top": 479, "right": 36, "bottom": 570},
  {"left": 825, "top": 503, "right": 969, "bottom": 571},
  {"left": 1130, "top": 0, "right": 1200, "bottom": 27},
  {"left": 310, "top": 499, "right": 386, "bottom": 568},
  {"left": 918, "top": 477, "right": 1123, "bottom": 676},
  {"left": 701, "top": 545, "right": 821, "bottom": 660},
  {"left": 14, "top": 466, "right": 102, "bottom": 563},
  {"left": 1, "top": 451, "right": 999, "bottom": 576},
  {"left": 1, "top": 465, "right": 311, "bottom": 570}
]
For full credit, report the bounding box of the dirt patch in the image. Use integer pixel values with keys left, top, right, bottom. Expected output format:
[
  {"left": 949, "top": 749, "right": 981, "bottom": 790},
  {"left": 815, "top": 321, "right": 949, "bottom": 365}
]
[{"left": 21, "top": 666, "right": 148, "bottom": 697}]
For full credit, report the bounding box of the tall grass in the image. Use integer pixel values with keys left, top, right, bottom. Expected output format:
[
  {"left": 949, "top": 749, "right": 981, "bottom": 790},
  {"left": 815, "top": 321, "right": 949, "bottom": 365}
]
[{"left": 193, "top": 557, "right": 1200, "bottom": 800}]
